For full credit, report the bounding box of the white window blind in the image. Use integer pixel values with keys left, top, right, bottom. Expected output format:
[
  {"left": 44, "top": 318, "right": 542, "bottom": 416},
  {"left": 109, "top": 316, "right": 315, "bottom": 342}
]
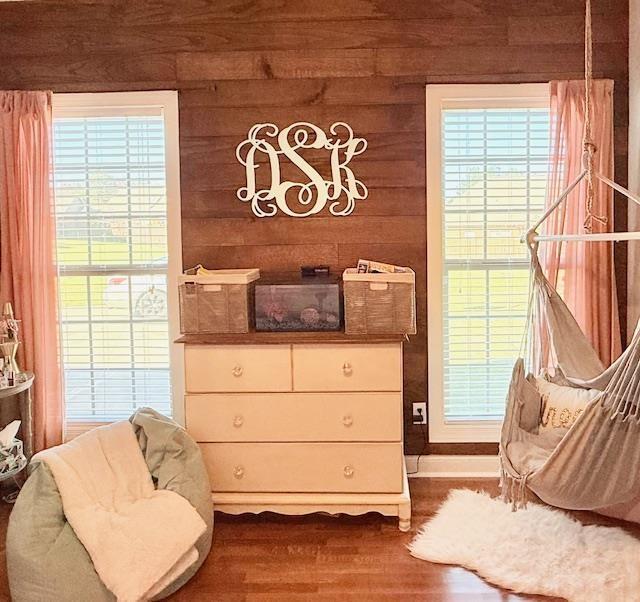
[
  {"left": 441, "top": 107, "right": 550, "bottom": 421},
  {"left": 53, "top": 106, "right": 173, "bottom": 423}
]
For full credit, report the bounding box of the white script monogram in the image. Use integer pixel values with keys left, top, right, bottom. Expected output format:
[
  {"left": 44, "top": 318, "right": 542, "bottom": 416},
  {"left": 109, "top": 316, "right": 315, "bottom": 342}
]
[{"left": 235, "top": 122, "right": 368, "bottom": 217}]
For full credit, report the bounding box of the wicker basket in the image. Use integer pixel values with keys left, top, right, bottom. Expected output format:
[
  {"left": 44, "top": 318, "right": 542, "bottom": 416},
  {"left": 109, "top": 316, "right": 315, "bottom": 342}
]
[
  {"left": 178, "top": 269, "right": 259, "bottom": 334},
  {"left": 343, "top": 268, "right": 416, "bottom": 335}
]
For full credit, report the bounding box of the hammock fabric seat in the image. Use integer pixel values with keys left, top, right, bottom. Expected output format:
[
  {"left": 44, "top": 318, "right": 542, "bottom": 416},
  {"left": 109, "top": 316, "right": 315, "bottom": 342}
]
[{"left": 500, "top": 243, "right": 640, "bottom": 522}]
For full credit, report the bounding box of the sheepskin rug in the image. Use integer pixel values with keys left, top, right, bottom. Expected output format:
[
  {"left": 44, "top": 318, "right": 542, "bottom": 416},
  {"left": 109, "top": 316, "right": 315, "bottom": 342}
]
[{"left": 409, "top": 489, "right": 640, "bottom": 602}]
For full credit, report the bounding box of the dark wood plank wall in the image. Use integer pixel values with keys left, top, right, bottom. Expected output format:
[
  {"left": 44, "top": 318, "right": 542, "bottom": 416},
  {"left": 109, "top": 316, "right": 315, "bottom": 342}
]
[{"left": 0, "top": 0, "right": 629, "bottom": 454}]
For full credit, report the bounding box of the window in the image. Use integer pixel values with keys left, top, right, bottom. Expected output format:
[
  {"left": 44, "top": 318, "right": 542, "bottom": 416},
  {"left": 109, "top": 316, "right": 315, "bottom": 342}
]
[
  {"left": 52, "top": 92, "right": 182, "bottom": 434},
  {"left": 426, "top": 84, "right": 550, "bottom": 442}
]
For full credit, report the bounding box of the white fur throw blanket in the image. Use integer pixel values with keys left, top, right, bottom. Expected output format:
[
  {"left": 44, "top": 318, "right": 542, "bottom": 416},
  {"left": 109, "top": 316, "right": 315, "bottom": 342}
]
[{"left": 33, "top": 421, "right": 207, "bottom": 602}]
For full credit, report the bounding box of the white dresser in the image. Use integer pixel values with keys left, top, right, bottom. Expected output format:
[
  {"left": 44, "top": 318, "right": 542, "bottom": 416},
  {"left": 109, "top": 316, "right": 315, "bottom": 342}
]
[{"left": 180, "top": 332, "right": 411, "bottom": 531}]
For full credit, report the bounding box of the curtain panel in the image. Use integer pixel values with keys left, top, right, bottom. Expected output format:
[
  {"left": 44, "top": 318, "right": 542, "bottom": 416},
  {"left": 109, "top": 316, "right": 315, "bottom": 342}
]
[
  {"left": 541, "top": 79, "right": 622, "bottom": 366},
  {"left": 0, "top": 90, "right": 62, "bottom": 451}
]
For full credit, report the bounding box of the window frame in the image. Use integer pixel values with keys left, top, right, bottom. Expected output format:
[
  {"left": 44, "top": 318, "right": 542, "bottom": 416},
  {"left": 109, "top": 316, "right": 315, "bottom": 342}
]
[
  {"left": 51, "top": 90, "right": 184, "bottom": 432},
  {"left": 426, "top": 83, "right": 549, "bottom": 443}
]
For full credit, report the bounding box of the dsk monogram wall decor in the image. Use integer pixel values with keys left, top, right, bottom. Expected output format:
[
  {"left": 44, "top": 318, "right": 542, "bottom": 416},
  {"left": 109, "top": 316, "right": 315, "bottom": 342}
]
[{"left": 235, "top": 122, "right": 368, "bottom": 217}]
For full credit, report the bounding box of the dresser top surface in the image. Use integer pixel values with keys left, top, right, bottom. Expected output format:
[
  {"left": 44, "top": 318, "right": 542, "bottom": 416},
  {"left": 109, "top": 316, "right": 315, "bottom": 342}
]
[{"left": 176, "top": 332, "right": 407, "bottom": 345}]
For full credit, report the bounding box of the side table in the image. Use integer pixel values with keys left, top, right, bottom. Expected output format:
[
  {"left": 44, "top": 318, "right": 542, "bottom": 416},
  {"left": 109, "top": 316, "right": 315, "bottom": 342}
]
[
  {"left": 0, "top": 372, "right": 34, "bottom": 459},
  {"left": 0, "top": 373, "right": 34, "bottom": 502}
]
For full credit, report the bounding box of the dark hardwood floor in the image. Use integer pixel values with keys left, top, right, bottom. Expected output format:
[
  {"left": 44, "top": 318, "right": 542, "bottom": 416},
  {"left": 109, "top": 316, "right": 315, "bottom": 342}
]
[{"left": 0, "top": 478, "right": 637, "bottom": 601}]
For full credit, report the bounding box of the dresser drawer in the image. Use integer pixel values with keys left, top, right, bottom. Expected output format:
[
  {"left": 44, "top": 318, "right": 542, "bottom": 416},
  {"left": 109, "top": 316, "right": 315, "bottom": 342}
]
[
  {"left": 292, "top": 343, "right": 402, "bottom": 392},
  {"left": 186, "top": 392, "right": 402, "bottom": 442},
  {"left": 185, "top": 345, "right": 291, "bottom": 393},
  {"left": 200, "top": 442, "right": 403, "bottom": 493}
]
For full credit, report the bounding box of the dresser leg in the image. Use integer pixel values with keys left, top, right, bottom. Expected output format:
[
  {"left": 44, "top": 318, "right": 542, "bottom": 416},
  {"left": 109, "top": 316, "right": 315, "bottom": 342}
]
[{"left": 398, "top": 501, "right": 411, "bottom": 532}]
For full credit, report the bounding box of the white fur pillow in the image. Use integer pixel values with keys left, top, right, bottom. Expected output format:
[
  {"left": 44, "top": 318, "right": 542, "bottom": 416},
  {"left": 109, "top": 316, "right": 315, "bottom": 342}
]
[{"left": 535, "top": 377, "right": 600, "bottom": 433}]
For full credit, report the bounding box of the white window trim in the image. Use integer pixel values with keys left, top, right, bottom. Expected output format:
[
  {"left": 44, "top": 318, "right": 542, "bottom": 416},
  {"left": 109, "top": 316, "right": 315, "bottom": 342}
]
[
  {"left": 52, "top": 91, "right": 185, "bottom": 429},
  {"left": 426, "top": 83, "right": 549, "bottom": 443}
]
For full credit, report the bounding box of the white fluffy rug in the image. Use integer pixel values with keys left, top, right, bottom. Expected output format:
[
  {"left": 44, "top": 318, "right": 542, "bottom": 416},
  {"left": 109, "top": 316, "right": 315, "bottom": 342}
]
[{"left": 409, "top": 489, "right": 640, "bottom": 602}]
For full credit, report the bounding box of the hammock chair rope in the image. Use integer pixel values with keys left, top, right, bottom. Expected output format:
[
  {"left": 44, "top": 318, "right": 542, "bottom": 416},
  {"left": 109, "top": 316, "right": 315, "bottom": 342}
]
[{"left": 583, "top": 0, "right": 608, "bottom": 232}]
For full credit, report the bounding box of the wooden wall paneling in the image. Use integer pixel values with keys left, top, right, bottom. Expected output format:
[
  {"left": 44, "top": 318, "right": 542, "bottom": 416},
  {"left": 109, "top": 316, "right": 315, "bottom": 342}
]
[
  {"left": 509, "top": 0, "right": 627, "bottom": 18},
  {"left": 176, "top": 49, "right": 377, "bottom": 81},
  {"left": 105, "top": 0, "right": 511, "bottom": 26},
  {"left": 0, "top": 0, "right": 629, "bottom": 454},
  {"left": 0, "top": 54, "right": 178, "bottom": 89},
  {"left": 181, "top": 216, "right": 425, "bottom": 247},
  {"left": 180, "top": 188, "right": 426, "bottom": 219},
  {"left": 377, "top": 43, "right": 627, "bottom": 78},
  {"left": 0, "top": 0, "right": 626, "bottom": 27},
  {"left": 0, "top": 3, "right": 118, "bottom": 28},
  {"left": 181, "top": 160, "right": 424, "bottom": 192},
  {"left": 507, "top": 15, "right": 627, "bottom": 45},
  {"left": 182, "top": 244, "right": 340, "bottom": 273},
  {"left": 179, "top": 105, "right": 423, "bottom": 137},
  {"left": 179, "top": 77, "right": 425, "bottom": 107},
  {"left": 404, "top": 72, "right": 623, "bottom": 85},
  {"left": 0, "top": 19, "right": 511, "bottom": 58},
  {"left": 180, "top": 131, "right": 425, "bottom": 170}
]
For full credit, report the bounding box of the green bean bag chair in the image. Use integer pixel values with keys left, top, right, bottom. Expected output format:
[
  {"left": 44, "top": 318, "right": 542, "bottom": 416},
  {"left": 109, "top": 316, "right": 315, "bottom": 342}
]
[{"left": 6, "top": 408, "right": 213, "bottom": 602}]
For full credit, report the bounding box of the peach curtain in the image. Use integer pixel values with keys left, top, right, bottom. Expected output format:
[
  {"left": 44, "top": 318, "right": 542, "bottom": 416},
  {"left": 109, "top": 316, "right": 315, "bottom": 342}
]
[
  {"left": 541, "top": 80, "right": 621, "bottom": 365},
  {"left": 0, "top": 90, "right": 62, "bottom": 451}
]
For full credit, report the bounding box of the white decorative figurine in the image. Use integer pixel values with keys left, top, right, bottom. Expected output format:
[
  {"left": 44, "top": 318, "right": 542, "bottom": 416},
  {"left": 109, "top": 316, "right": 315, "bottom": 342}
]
[{"left": 0, "top": 303, "right": 21, "bottom": 380}]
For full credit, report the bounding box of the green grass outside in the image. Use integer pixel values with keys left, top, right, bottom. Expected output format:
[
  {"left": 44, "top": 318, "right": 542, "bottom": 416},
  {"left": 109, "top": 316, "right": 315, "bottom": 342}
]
[{"left": 57, "top": 239, "right": 166, "bottom": 311}]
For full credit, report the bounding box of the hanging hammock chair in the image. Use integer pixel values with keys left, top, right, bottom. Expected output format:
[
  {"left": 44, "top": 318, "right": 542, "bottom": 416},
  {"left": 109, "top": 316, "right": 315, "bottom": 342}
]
[
  {"left": 499, "top": 241, "right": 640, "bottom": 519},
  {"left": 499, "top": 0, "right": 640, "bottom": 521}
]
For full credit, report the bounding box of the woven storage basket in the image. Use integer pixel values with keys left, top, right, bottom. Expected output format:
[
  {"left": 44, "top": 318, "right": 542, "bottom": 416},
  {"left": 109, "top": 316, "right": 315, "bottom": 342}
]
[
  {"left": 343, "top": 268, "right": 416, "bottom": 335},
  {"left": 178, "top": 269, "right": 259, "bottom": 334}
]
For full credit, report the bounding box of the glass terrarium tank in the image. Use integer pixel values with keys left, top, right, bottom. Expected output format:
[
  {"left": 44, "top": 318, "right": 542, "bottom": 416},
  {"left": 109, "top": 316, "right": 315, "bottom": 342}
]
[{"left": 254, "top": 274, "right": 342, "bottom": 332}]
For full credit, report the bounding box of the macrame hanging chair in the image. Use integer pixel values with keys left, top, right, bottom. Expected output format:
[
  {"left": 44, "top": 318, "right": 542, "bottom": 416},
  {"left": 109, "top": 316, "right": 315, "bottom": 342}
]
[
  {"left": 499, "top": 0, "right": 640, "bottom": 519},
  {"left": 500, "top": 246, "right": 640, "bottom": 515}
]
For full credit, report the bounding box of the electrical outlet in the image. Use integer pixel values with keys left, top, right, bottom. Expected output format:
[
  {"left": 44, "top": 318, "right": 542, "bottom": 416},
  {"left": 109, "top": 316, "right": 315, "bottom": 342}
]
[{"left": 412, "top": 402, "right": 427, "bottom": 425}]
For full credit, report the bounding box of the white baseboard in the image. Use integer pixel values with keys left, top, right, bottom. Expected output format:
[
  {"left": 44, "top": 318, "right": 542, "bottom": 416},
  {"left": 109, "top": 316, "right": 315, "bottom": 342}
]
[{"left": 405, "top": 454, "right": 499, "bottom": 478}]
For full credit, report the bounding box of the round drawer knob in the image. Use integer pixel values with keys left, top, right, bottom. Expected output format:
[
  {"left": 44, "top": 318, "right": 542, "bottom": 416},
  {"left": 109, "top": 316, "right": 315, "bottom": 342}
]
[
  {"left": 233, "top": 415, "right": 244, "bottom": 428},
  {"left": 342, "top": 362, "right": 353, "bottom": 377},
  {"left": 232, "top": 365, "right": 243, "bottom": 377},
  {"left": 343, "top": 465, "right": 355, "bottom": 479},
  {"left": 342, "top": 414, "right": 354, "bottom": 427},
  {"left": 233, "top": 465, "right": 245, "bottom": 479}
]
